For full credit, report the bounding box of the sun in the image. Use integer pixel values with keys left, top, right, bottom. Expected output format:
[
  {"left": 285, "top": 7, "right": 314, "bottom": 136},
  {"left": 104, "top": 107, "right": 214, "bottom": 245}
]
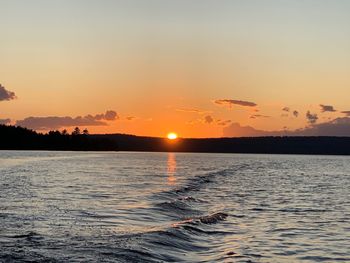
[{"left": 167, "top": 132, "right": 178, "bottom": 140}]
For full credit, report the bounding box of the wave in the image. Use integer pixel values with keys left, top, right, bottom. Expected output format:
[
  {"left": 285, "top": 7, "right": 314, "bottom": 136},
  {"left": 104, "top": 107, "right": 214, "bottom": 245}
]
[
  {"left": 106, "top": 210, "right": 230, "bottom": 262},
  {"left": 107, "top": 167, "right": 237, "bottom": 262},
  {"left": 6, "top": 231, "right": 44, "bottom": 242}
]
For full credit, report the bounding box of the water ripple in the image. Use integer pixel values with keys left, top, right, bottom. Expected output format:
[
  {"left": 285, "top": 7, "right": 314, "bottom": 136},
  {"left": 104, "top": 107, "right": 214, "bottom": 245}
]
[{"left": 0, "top": 151, "right": 349, "bottom": 262}]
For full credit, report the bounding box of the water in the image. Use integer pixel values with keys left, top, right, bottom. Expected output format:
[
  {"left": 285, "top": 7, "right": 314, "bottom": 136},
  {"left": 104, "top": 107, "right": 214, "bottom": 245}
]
[{"left": 0, "top": 151, "right": 349, "bottom": 262}]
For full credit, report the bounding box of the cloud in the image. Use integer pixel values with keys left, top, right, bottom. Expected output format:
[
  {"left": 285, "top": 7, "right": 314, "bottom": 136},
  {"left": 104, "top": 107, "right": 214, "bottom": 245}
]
[
  {"left": 306, "top": 111, "right": 318, "bottom": 124},
  {"left": 125, "top": 116, "right": 136, "bottom": 121},
  {"left": 176, "top": 108, "right": 209, "bottom": 114},
  {"left": 217, "top": 120, "right": 231, "bottom": 126},
  {"left": 0, "top": 84, "right": 16, "bottom": 101},
  {"left": 93, "top": 110, "right": 118, "bottom": 121},
  {"left": 0, "top": 118, "right": 11, "bottom": 125},
  {"left": 189, "top": 115, "right": 231, "bottom": 126},
  {"left": 16, "top": 110, "right": 118, "bottom": 130},
  {"left": 204, "top": 116, "right": 232, "bottom": 126},
  {"left": 104, "top": 110, "right": 118, "bottom": 120},
  {"left": 223, "top": 123, "right": 281, "bottom": 137},
  {"left": 250, "top": 114, "right": 270, "bottom": 119},
  {"left": 292, "top": 117, "right": 350, "bottom": 136},
  {"left": 341, "top": 111, "right": 350, "bottom": 116},
  {"left": 204, "top": 115, "right": 214, "bottom": 124},
  {"left": 282, "top": 107, "right": 299, "bottom": 118},
  {"left": 17, "top": 116, "right": 106, "bottom": 130},
  {"left": 223, "top": 117, "right": 350, "bottom": 137},
  {"left": 297, "top": 117, "right": 350, "bottom": 136},
  {"left": 320, "top": 104, "right": 336, "bottom": 113},
  {"left": 214, "top": 99, "right": 257, "bottom": 108}
]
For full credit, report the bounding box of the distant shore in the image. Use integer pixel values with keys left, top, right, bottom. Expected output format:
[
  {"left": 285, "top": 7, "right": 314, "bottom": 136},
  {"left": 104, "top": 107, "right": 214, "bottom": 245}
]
[
  {"left": 95, "top": 133, "right": 350, "bottom": 155},
  {"left": 2, "top": 124, "right": 350, "bottom": 155}
]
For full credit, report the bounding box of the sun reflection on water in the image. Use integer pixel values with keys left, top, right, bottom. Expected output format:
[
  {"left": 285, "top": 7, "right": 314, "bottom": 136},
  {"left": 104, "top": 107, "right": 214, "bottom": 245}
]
[{"left": 167, "top": 153, "right": 177, "bottom": 185}]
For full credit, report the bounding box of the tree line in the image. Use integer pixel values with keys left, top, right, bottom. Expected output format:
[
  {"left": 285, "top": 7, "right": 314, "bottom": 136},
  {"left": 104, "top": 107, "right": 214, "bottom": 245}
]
[
  {"left": 0, "top": 125, "right": 118, "bottom": 151},
  {"left": 2, "top": 124, "right": 350, "bottom": 154}
]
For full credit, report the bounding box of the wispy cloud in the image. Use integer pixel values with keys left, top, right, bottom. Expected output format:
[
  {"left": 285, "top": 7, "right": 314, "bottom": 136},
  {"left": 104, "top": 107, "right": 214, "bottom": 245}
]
[
  {"left": 320, "top": 104, "right": 336, "bottom": 112},
  {"left": 217, "top": 120, "right": 231, "bottom": 126},
  {"left": 341, "top": 111, "right": 350, "bottom": 116},
  {"left": 16, "top": 110, "right": 118, "bottom": 130},
  {"left": 282, "top": 107, "right": 290, "bottom": 112},
  {"left": 176, "top": 108, "right": 210, "bottom": 114},
  {"left": 188, "top": 115, "right": 231, "bottom": 126},
  {"left": 213, "top": 99, "right": 257, "bottom": 108},
  {"left": 0, "top": 84, "right": 16, "bottom": 101},
  {"left": 125, "top": 116, "right": 136, "bottom": 121},
  {"left": 250, "top": 114, "right": 270, "bottom": 119}
]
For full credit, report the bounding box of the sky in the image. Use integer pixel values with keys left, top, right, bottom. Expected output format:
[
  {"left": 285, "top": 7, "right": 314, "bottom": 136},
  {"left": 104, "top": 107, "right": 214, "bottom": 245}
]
[{"left": 1, "top": 0, "right": 350, "bottom": 137}]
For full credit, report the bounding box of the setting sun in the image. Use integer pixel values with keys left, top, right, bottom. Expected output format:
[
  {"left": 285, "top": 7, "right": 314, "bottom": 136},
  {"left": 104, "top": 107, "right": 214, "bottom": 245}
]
[{"left": 167, "top": 132, "right": 178, "bottom": 140}]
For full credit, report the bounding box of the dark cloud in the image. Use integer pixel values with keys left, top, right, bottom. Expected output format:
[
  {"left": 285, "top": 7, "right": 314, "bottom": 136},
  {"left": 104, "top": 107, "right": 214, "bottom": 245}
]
[
  {"left": 125, "top": 116, "right": 136, "bottom": 121},
  {"left": 341, "top": 111, "right": 350, "bottom": 116},
  {"left": 204, "top": 115, "right": 214, "bottom": 124},
  {"left": 282, "top": 107, "right": 299, "bottom": 118},
  {"left": 104, "top": 110, "right": 118, "bottom": 120},
  {"left": 0, "top": 118, "right": 11, "bottom": 125},
  {"left": 223, "top": 117, "right": 350, "bottom": 137},
  {"left": 0, "top": 84, "right": 16, "bottom": 101},
  {"left": 320, "top": 104, "right": 336, "bottom": 113},
  {"left": 93, "top": 110, "right": 118, "bottom": 121},
  {"left": 214, "top": 99, "right": 257, "bottom": 108},
  {"left": 16, "top": 110, "right": 118, "bottom": 130},
  {"left": 306, "top": 111, "right": 318, "bottom": 124}
]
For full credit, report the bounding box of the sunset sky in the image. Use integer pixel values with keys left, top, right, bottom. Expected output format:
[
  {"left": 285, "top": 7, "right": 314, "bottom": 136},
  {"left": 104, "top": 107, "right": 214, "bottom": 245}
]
[{"left": 1, "top": 0, "right": 350, "bottom": 137}]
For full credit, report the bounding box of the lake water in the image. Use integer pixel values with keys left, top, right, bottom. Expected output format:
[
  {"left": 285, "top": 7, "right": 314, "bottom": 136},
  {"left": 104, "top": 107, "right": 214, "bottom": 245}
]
[{"left": 0, "top": 151, "right": 349, "bottom": 262}]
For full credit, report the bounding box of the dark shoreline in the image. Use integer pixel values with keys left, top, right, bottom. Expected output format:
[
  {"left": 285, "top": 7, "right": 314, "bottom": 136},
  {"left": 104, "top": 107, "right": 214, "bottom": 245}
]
[
  {"left": 2, "top": 125, "right": 350, "bottom": 155},
  {"left": 95, "top": 134, "right": 350, "bottom": 155}
]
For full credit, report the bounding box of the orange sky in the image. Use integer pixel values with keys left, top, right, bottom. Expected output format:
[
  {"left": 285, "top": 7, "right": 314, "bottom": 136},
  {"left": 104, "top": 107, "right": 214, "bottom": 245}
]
[{"left": 1, "top": 1, "right": 350, "bottom": 138}]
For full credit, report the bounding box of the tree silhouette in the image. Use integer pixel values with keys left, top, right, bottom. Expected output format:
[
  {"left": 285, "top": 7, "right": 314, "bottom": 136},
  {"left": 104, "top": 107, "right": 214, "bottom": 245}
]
[
  {"left": 61, "top": 129, "right": 68, "bottom": 136},
  {"left": 72, "top": 127, "right": 81, "bottom": 136},
  {"left": 48, "top": 130, "right": 61, "bottom": 136},
  {"left": 83, "top": 128, "right": 89, "bottom": 135},
  {"left": 0, "top": 124, "right": 118, "bottom": 151}
]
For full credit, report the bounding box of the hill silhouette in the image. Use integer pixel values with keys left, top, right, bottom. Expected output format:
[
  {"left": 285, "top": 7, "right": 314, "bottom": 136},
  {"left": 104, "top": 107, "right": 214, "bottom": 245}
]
[
  {"left": 2, "top": 124, "right": 350, "bottom": 155},
  {"left": 95, "top": 133, "right": 350, "bottom": 155}
]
